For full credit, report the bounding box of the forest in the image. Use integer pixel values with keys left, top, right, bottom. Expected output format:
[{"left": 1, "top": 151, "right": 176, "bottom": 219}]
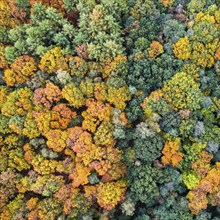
[{"left": 0, "top": 0, "right": 220, "bottom": 219}]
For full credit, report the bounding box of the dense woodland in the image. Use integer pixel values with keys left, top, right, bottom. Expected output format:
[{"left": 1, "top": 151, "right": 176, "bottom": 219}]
[{"left": 0, "top": 0, "right": 220, "bottom": 219}]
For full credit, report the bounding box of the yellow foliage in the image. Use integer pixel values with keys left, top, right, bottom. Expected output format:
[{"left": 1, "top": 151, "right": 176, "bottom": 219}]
[
  {"left": 82, "top": 111, "right": 99, "bottom": 132},
  {"left": 174, "top": 9, "right": 220, "bottom": 69},
  {"left": 94, "top": 82, "right": 108, "bottom": 101},
  {"left": 190, "top": 40, "right": 218, "bottom": 68},
  {"left": 195, "top": 12, "right": 216, "bottom": 24},
  {"left": 181, "top": 63, "right": 200, "bottom": 81},
  {"left": 107, "top": 86, "right": 131, "bottom": 110},
  {"left": 62, "top": 83, "right": 85, "bottom": 108},
  {"left": 32, "top": 107, "right": 51, "bottom": 134},
  {"left": 80, "top": 81, "right": 94, "bottom": 97},
  {"left": 162, "top": 72, "right": 202, "bottom": 111},
  {"left": 1, "top": 87, "right": 33, "bottom": 117},
  {"left": 96, "top": 181, "right": 126, "bottom": 210},
  {"left": 0, "top": 0, "right": 21, "bottom": 27},
  {"left": 191, "top": 151, "right": 213, "bottom": 178},
  {"left": 31, "top": 155, "right": 60, "bottom": 175},
  {"left": 39, "top": 47, "right": 69, "bottom": 73},
  {"left": 173, "top": 37, "right": 191, "bottom": 60},
  {"left": 94, "top": 122, "right": 114, "bottom": 146},
  {"left": 141, "top": 89, "right": 164, "bottom": 117},
  {"left": 3, "top": 69, "right": 18, "bottom": 86},
  {"left": 0, "top": 87, "right": 8, "bottom": 110},
  {"left": 78, "top": 143, "right": 104, "bottom": 166},
  {"left": 0, "top": 44, "right": 8, "bottom": 69}
]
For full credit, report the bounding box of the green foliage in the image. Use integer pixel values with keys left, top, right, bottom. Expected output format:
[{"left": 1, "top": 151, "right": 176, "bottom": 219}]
[
  {"left": 16, "top": 0, "right": 31, "bottom": 13},
  {"left": 5, "top": 3, "right": 75, "bottom": 62},
  {"left": 8, "top": 148, "right": 30, "bottom": 171},
  {"left": 75, "top": 4, "right": 125, "bottom": 61},
  {"left": 162, "top": 19, "right": 187, "bottom": 42},
  {"left": 128, "top": 165, "right": 170, "bottom": 204},
  {"left": 153, "top": 196, "right": 193, "bottom": 220},
  {"left": 0, "top": 115, "right": 12, "bottom": 134},
  {"left": 127, "top": 55, "right": 183, "bottom": 95},
  {"left": 134, "top": 134, "right": 164, "bottom": 163},
  {"left": 159, "top": 111, "right": 181, "bottom": 137}
]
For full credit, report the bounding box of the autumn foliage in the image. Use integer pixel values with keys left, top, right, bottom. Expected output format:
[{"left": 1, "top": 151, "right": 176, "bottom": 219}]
[{"left": 0, "top": 0, "right": 220, "bottom": 219}]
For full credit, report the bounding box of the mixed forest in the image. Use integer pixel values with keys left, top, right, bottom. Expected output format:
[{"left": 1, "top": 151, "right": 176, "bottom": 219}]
[{"left": 0, "top": 0, "right": 220, "bottom": 219}]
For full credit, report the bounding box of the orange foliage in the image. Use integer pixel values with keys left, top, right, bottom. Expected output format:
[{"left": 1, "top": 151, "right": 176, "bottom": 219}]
[
  {"left": 26, "top": 198, "right": 39, "bottom": 211},
  {"left": 159, "top": 0, "right": 174, "bottom": 7},
  {"left": 191, "top": 151, "right": 213, "bottom": 178},
  {"left": 29, "top": 0, "right": 65, "bottom": 14},
  {"left": 187, "top": 163, "right": 220, "bottom": 214},
  {"left": 51, "top": 104, "right": 76, "bottom": 129},
  {"left": 45, "top": 129, "right": 68, "bottom": 152},
  {"left": 11, "top": 55, "right": 37, "bottom": 77},
  {"left": 89, "top": 160, "right": 112, "bottom": 177},
  {"left": 5, "top": 0, "right": 28, "bottom": 22},
  {"left": 94, "top": 82, "right": 108, "bottom": 101},
  {"left": 27, "top": 209, "right": 40, "bottom": 220},
  {"left": 82, "top": 98, "right": 112, "bottom": 132},
  {"left": 148, "top": 41, "right": 164, "bottom": 59},
  {"left": 71, "top": 131, "right": 92, "bottom": 154},
  {"left": 103, "top": 55, "right": 127, "bottom": 78},
  {"left": 66, "top": 126, "right": 84, "bottom": 149},
  {"left": 69, "top": 163, "right": 91, "bottom": 188},
  {"left": 84, "top": 185, "right": 97, "bottom": 202},
  {"left": 161, "top": 140, "right": 184, "bottom": 167},
  {"left": 34, "top": 82, "right": 62, "bottom": 108},
  {"left": 54, "top": 184, "right": 72, "bottom": 214},
  {"left": 4, "top": 56, "right": 37, "bottom": 86},
  {"left": 86, "top": 99, "right": 112, "bottom": 121},
  {"left": 215, "top": 43, "right": 220, "bottom": 60}
]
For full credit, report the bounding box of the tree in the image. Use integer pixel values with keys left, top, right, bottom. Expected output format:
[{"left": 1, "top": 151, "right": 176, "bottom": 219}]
[{"left": 162, "top": 72, "right": 203, "bottom": 111}]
